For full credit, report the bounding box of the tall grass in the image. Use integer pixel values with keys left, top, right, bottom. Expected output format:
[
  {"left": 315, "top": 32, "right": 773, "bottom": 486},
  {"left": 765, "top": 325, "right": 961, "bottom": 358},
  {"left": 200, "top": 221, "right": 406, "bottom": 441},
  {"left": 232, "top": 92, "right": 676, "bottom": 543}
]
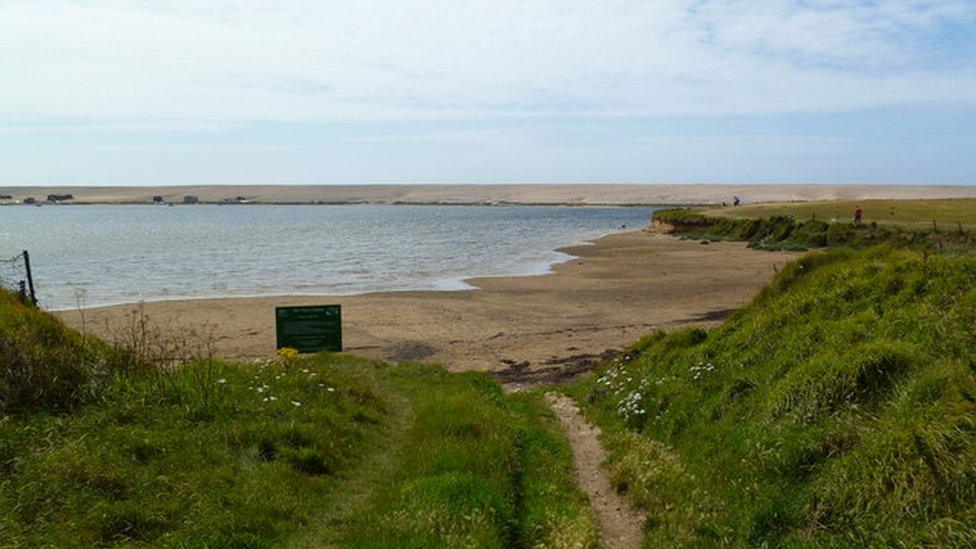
[
  {"left": 0, "top": 290, "right": 218, "bottom": 413},
  {"left": 0, "top": 289, "right": 123, "bottom": 411},
  {"left": 571, "top": 247, "right": 976, "bottom": 545}
]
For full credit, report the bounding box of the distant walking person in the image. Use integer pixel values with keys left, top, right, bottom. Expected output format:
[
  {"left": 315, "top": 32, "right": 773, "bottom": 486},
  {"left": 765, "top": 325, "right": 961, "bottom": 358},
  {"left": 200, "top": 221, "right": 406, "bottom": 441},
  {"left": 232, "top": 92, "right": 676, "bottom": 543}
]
[
  {"left": 854, "top": 206, "right": 863, "bottom": 224},
  {"left": 732, "top": 196, "right": 741, "bottom": 207}
]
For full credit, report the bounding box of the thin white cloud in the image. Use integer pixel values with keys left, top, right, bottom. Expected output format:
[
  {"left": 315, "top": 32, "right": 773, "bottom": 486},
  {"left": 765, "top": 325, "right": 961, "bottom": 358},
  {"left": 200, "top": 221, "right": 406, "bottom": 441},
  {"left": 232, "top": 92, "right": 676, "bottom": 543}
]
[{"left": 1, "top": 0, "right": 974, "bottom": 125}]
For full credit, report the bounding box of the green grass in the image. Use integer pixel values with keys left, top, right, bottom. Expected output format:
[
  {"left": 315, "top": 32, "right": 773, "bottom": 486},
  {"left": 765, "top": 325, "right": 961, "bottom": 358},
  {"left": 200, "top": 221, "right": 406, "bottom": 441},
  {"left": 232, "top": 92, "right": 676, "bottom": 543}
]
[
  {"left": 707, "top": 198, "right": 976, "bottom": 229},
  {"left": 569, "top": 247, "right": 976, "bottom": 546},
  {"left": 0, "top": 292, "right": 598, "bottom": 547},
  {"left": 330, "top": 375, "right": 598, "bottom": 548},
  {"left": 1, "top": 355, "right": 395, "bottom": 546}
]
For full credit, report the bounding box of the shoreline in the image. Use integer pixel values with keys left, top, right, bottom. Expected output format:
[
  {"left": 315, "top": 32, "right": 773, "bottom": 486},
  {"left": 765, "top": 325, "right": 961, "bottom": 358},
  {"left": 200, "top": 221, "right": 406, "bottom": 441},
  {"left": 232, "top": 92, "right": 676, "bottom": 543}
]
[
  {"left": 2, "top": 202, "right": 665, "bottom": 208},
  {"left": 44, "top": 228, "right": 616, "bottom": 313},
  {"left": 57, "top": 231, "right": 801, "bottom": 378},
  {"left": 48, "top": 229, "right": 598, "bottom": 312}
]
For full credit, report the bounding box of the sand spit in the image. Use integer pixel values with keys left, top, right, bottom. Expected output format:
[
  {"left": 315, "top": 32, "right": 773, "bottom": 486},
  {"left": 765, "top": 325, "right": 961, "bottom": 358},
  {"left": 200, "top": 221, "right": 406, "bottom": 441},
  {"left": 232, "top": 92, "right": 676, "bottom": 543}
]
[{"left": 4, "top": 183, "right": 976, "bottom": 206}]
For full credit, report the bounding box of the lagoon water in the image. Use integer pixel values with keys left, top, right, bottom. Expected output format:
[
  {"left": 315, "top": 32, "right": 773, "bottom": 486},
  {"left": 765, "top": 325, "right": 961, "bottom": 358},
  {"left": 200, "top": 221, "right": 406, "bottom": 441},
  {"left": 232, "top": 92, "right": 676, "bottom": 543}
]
[{"left": 1, "top": 205, "right": 655, "bottom": 310}]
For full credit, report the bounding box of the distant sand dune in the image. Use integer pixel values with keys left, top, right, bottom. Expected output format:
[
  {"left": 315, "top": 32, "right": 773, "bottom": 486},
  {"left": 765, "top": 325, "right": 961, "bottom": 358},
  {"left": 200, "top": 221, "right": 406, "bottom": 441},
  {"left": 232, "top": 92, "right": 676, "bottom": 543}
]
[{"left": 2, "top": 183, "right": 975, "bottom": 206}]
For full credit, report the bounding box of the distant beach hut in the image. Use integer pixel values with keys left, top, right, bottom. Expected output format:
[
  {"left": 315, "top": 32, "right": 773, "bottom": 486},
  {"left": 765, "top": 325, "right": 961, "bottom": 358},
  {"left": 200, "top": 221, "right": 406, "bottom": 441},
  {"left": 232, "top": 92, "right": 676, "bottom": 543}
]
[
  {"left": 152, "top": 195, "right": 164, "bottom": 203},
  {"left": 184, "top": 195, "right": 200, "bottom": 204}
]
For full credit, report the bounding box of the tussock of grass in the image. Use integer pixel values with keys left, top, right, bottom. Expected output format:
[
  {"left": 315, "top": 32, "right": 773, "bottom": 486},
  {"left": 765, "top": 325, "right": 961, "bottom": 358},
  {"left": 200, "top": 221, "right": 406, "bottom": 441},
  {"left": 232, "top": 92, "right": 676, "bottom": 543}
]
[
  {"left": 767, "top": 341, "right": 921, "bottom": 420},
  {"left": 572, "top": 247, "right": 976, "bottom": 545}
]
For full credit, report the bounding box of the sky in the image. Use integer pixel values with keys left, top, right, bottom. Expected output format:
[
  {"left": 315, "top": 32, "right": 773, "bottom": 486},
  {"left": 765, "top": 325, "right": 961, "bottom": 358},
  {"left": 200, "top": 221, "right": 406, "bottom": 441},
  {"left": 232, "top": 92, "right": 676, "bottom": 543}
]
[{"left": 1, "top": 0, "right": 975, "bottom": 185}]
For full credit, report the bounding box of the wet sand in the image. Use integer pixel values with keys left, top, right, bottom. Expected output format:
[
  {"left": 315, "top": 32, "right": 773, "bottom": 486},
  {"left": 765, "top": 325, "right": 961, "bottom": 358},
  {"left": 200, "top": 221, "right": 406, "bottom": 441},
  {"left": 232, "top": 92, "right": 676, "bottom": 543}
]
[{"left": 56, "top": 231, "right": 800, "bottom": 376}]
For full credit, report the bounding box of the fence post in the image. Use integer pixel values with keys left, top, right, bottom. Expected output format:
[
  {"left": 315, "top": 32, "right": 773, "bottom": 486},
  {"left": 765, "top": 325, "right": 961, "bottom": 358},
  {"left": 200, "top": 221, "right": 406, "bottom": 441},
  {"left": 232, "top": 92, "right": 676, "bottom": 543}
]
[
  {"left": 18, "top": 280, "right": 27, "bottom": 304},
  {"left": 22, "top": 250, "right": 37, "bottom": 307}
]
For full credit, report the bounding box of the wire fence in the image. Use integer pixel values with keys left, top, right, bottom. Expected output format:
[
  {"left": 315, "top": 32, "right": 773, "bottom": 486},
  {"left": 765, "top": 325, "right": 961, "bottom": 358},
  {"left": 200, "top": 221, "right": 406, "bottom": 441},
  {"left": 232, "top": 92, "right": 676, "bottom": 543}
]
[
  {"left": 0, "top": 251, "right": 37, "bottom": 306},
  {"left": 0, "top": 253, "right": 25, "bottom": 291}
]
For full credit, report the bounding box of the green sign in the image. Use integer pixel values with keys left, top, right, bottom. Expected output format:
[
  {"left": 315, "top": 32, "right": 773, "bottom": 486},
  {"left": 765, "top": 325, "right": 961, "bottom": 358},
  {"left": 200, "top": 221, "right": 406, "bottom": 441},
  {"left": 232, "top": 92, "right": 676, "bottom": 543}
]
[{"left": 275, "top": 305, "right": 342, "bottom": 353}]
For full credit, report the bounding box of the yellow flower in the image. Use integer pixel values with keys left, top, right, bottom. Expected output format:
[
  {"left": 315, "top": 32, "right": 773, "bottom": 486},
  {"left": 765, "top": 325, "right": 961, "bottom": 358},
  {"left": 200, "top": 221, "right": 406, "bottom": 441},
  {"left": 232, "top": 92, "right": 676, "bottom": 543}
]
[{"left": 276, "top": 347, "right": 300, "bottom": 363}]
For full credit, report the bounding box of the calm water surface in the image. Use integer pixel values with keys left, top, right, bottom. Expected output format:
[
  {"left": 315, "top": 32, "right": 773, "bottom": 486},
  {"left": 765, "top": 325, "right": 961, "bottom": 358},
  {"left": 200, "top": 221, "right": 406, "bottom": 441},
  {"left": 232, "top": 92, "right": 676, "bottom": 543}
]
[{"left": 0, "top": 205, "right": 655, "bottom": 310}]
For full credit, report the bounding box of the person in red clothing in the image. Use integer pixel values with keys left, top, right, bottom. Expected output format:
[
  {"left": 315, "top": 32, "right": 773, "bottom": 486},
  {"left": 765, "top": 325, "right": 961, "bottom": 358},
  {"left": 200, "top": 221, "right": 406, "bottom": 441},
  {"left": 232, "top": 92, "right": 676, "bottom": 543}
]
[{"left": 854, "top": 206, "right": 863, "bottom": 224}]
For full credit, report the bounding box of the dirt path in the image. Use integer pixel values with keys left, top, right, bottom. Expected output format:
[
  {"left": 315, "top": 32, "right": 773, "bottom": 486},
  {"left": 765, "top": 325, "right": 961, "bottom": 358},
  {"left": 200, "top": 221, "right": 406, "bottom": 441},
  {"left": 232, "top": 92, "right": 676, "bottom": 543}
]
[{"left": 546, "top": 393, "right": 643, "bottom": 549}]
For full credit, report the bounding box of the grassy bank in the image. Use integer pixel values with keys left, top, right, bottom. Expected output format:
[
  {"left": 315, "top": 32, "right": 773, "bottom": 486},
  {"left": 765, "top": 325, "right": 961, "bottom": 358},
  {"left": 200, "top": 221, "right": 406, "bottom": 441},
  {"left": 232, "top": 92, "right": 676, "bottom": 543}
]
[
  {"left": 570, "top": 247, "right": 976, "bottom": 545},
  {"left": 0, "top": 290, "right": 597, "bottom": 546},
  {"left": 0, "top": 287, "right": 130, "bottom": 412},
  {"left": 654, "top": 203, "right": 976, "bottom": 252}
]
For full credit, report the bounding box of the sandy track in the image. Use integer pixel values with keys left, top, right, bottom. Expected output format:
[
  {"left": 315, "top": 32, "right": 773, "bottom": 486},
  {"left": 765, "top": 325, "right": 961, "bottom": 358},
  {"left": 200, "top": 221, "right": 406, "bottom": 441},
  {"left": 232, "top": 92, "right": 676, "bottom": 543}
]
[
  {"left": 547, "top": 393, "right": 643, "bottom": 548},
  {"left": 57, "top": 231, "right": 799, "bottom": 375}
]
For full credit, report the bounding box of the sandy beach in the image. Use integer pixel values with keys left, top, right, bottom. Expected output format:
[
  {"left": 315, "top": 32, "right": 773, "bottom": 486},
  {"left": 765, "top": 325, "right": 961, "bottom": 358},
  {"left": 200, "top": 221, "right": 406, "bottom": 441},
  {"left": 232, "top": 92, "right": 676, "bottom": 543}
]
[{"left": 57, "top": 231, "right": 799, "bottom": 382}]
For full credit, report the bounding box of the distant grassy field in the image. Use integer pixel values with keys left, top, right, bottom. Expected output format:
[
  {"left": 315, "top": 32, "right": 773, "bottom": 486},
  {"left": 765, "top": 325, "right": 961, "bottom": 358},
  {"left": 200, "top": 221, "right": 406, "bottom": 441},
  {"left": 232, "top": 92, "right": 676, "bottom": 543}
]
[
  {"left": 655, "top": 199, "right": 976, "bottom": 252},
  {"left": 706, "top": 198, "right": 976, "bottom": 229},
  {"left": 0, "top": 290, "right": 597, "bottom": 547}
]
